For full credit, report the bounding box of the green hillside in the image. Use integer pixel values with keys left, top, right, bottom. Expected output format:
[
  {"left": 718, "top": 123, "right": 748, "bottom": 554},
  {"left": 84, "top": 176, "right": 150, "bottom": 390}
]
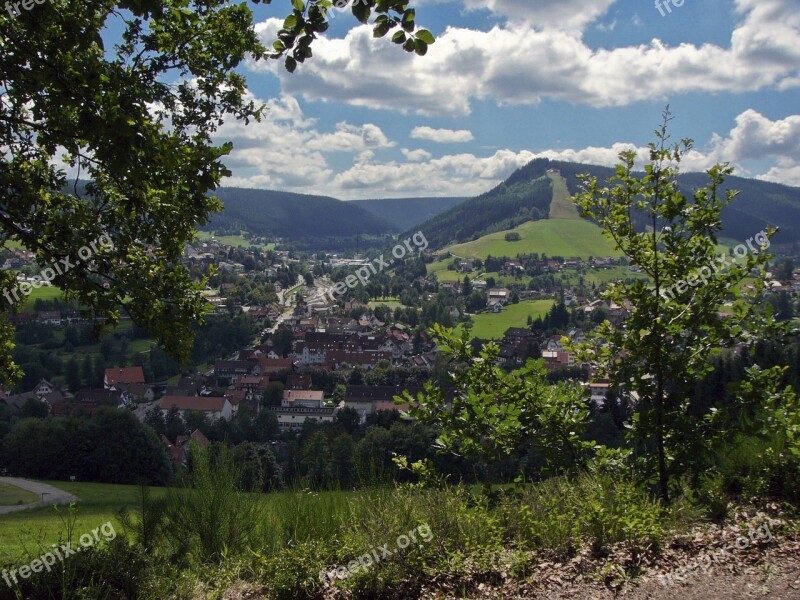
[
  {"left": 547, "top": 173, "right": 581, "bottom": 219},
  {"left": 446, "top": 217, "right": 622, "bottom": 260},
  {"left": 207, "top": 188, "right": 397, "bottom": 238},
  {"left": 459, "top": 299, "right": 554, "bottom": 340},
  {"left": 404, "top": 176, "right": 553, "bottom": 249}
]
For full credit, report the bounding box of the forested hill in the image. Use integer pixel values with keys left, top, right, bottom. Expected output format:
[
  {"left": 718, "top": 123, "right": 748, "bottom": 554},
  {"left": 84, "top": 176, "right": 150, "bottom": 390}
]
[
  {"left": 406, "top": 175, "right": 554, "bottom": 250},
  {"left": 205, "top": 188, "right": 397, "bottom": 238},
  {"left": 411, "top": 158, "right": 800, "bottom": 251},
  {"left": 351, "top": 197, "right": 468, "bottom": 230}
]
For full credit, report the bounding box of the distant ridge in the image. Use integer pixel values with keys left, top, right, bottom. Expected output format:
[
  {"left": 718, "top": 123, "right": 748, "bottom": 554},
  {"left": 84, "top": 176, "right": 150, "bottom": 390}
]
[
  {"left": 351, "top": 197, "right": 468, "bottom": 231},
  {"left": 206, "top": 188, "right": 397, "bottom": 238},
  {"left": 409, "top": 158, "right": 800, "bottom": 251}
]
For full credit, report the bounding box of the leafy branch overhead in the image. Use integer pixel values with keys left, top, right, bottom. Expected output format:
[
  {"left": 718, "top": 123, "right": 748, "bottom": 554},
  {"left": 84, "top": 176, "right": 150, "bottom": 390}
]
[
  {"left": 271, "top": 0, "right": 435, "bottom": 71},
  {"left": 0, "top": 0, "right": 427, "bottom": 386}
]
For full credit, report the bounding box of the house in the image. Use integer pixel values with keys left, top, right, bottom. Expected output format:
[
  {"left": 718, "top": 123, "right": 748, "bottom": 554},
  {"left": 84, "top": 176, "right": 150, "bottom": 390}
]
[
  {"left": 327, "top": 350, "right": 392, "bottom": 370},
  {"left": 271, "top": 391, "right": 334, "bottom": 431},
  {"left": 282, "top": 389, "right": 325, "bottom": 408},
  {"left": 343, "top": 385, "right": 422, "bottom": 422},
  {"left": 76, "top": 389, "right": 124, "bottom": 407},
  {"left": 161, "top": 429, "right": 210, "bottom": 465},
  {"left": 546, "top": 335, "right": 565, "bottom": 352},
  {"left": 116, "top": 383, "right": 156, "bottom": 404},
  {"left": 104, "top": 366, "right": 145, "bottom": 389},
  {"left": 224, "top": 389, "right": 248, "bottom": 415},
  {"left": 286, "top": 373, "right": 313, "bottom": 390},
  {"left": 158, "top": 395, "right": 233, "bottom": 421},
  {"left": 233, "top": 375, "right": 270, "bottom": 395},
  {"left": 487, "top": 299, "right": 503, "bottom": 313},
  {"left": 33, "top": 379, "right": 55, "bottom": 398},
  {"left": 487, "top": 288, "right": 511, "bottom": 306},
  {"left": 1, "top": 392, "right": 38, "bottom": 411},
  {"left": 541, "top": 350, "right": 574, "bottom": 371},
  {"left": 588, "top": 380, "right": 611, "bottom": 408},
  {"left": 37, "top": 310, "right": 62, "bottom": 325},
  {"left": 214, "top": 360, "right": 259, "bottom": 383},
  {"left": 257, "top": 357, "right": 295, "bottom": 374}
]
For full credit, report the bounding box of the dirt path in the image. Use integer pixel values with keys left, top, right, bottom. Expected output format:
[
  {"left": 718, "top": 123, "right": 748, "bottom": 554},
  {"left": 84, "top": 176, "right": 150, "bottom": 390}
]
[{"left": 0, "top": 478, "right": 78, "bottom": 515}]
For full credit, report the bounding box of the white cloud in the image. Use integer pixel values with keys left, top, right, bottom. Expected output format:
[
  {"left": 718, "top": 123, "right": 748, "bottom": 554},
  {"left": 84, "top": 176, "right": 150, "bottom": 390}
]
[
  {"left": 402, "top": 148, "right": 434, "bottom": 161},
  {"left": 462, "top": 0, "right": 618, "bottom": 32},
  {"left": 249, "top": 0, "right": 800, "bottom": 116},
  {"left": 216, "top": 97, "right": 799, "bottom": 198},
  {"left": 410, "top": 126, "right": 474, "bottom": 143}
]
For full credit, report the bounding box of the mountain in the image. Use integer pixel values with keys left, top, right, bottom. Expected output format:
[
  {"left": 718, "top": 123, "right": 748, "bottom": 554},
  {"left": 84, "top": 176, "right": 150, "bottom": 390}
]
[
  {"left": 351, "top": 197, "right": 468, "bottom": 231},
  {"left": 404, "top": 176, "right": 554, "bottom": 250},
  {"left": 412, "top": 158, "right": 800, "bottom": 251},
  {"left": 206, "top": 188, "right": 397, "bottom": 238}
]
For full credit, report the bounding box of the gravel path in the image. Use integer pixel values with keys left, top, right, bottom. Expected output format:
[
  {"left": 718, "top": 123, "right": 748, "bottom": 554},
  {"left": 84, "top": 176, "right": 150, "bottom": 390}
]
[{"left": 0, "top": 478, "right": 79, "bottom": 514}]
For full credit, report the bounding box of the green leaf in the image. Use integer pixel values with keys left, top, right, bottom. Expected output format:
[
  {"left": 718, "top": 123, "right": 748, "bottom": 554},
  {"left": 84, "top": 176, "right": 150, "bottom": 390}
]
[
  {"left": 292, "top": 0, "right": 305, "bottom": 11},
  {"left": 414, "top": 39, "right": 427, "bottom": 55},
  {"left": 285, "top": 56, "right": 297, "bottom": 72},
  {"left": 392, "top": 30, "right": 406, "bottom": 44},
  {"left": 415, "top": 29, "right": 435, "bottom": 44},
  {"left": 352, "top": 1, "right": 371, "bottom": 23},
  {"left": 283, "top": 14, "right": 298, "bottom": 30}
]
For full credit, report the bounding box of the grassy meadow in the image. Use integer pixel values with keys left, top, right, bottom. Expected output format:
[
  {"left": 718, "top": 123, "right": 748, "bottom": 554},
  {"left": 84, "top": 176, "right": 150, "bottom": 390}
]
[
  {"left": 0, "top": 483, "right": 38, "bottom": 507},
  {"left": 460, "top": 299, "right": 554, "bottom": 339},
  {"left": 195, "top": 230, "right": 275, "bottom": 251},
  {"left": 447, "top": 219, "right": 622, "bottom": 261}
]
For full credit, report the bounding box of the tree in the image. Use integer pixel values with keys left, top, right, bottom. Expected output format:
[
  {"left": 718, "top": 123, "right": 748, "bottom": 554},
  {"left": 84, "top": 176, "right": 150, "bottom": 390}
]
[
  {"left": 262, "top": 381, "right": 285, "bottom": 407},
  {"left": 0, "top": 0, "right": 431, "bottom": 387},
  {"left": 66, "top": 356, "right": 82, "bottom": 392},
  {"left": 462, "top": 276, "right": 472, "bottom": 296},
  {"left": 402, "top": 325, "right": 594, "bottom": 473},
  {"left": 81, "top": 354, "right": 94, "bottom": 389},
  {"left": 574, "top": 110, "right": 782, "bottom": 502}
]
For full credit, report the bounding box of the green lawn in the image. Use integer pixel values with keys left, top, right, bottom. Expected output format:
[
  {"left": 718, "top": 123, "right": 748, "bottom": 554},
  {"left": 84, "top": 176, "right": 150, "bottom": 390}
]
[
  {"left": 195, "top": 231, "right": 275, "bottom": 251},
  {"left": 368, "top": 300, "right": 404, "bottom": 310},
  {"left": 0, "top": 483, "right": 39, "bottom": 507},
  {"left": 18, "top": 285, "right": 63, "bottom": 311},
  {"left": 447, "top": 219, "right": 622, "bottom": 261},
  {"left": 459, "top": 299, "right": 554, "bottom": 340},
  {"left": 0, "top": 481, "right": 166, "bottom": 564}
]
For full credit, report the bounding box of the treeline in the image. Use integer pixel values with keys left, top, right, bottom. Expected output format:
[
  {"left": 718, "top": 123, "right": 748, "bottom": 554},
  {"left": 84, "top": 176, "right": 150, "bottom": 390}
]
[{"left": 406, "top": 176, "right": 553, "bottom": 249}]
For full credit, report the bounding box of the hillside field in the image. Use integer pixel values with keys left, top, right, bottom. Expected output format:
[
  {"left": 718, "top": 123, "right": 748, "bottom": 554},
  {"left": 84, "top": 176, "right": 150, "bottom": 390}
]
[
  {"left": 0, "top": 481, "right": 166, "bottom": 563},
  {"left": 446, "top": 219, "right": 622, "bottom": 261},
  {"left": 195, "top": 231, "right": 275, "bottom": 250},
  {"left": 460, "top": 299, "right": 553, "bottom": 340}
]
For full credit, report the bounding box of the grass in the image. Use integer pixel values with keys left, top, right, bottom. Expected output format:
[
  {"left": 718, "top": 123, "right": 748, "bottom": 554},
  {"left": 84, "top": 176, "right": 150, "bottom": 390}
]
[
  {"left": 368, "top": 300, "right": 404, "bottom": 310},
  {"left": 18, "top": 285, "right": 63, "bottom": 311},
  {"left": 0, "top": 481, "right": 166, "bottom": 564},
  {"left": 0, "top": 483, "right": 39, "bottom": 506},
  {"left": 447, "top": 219, "right": 622, "bottom": 261},
  {"left": 548, "top": 173, "right": 581, "bottom": 219},
  {"left": 459, "top": 299, "right": 554, "bottom": 340},
  {"left": 195, "top": 231, "right": 275, "bottom": 251}
]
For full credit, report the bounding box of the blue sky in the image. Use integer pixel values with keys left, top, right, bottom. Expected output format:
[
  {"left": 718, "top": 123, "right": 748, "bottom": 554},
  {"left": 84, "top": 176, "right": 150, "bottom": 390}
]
[{"left": 213, "top": 0, "right": 800, "bottom": 199}]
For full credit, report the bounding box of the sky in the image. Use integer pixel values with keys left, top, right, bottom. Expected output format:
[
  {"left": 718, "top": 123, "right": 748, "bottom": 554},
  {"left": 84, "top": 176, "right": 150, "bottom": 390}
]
[{"left": 213, "top": 0, "right": 800, "bottom": 199}]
